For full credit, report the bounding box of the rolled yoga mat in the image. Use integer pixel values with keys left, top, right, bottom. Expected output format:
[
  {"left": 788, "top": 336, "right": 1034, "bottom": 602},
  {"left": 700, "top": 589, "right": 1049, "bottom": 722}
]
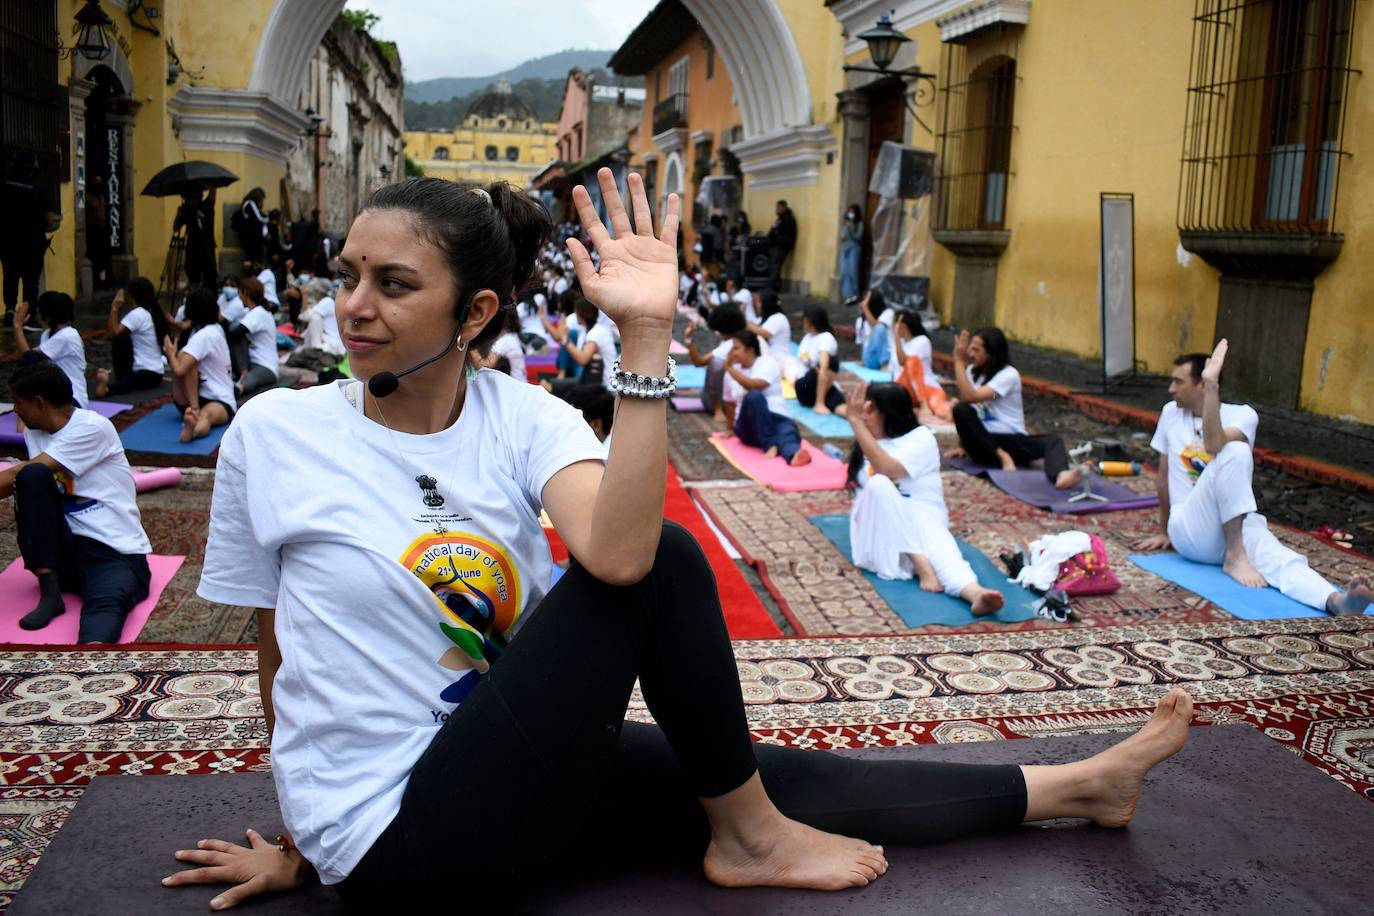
[
  {"left": 0, "top": 462, "right": 181, "bottom": 494},
  {"left": 0, "top": 554, "right": 184, "bottom": 645},
  {"left": 1130, "top": 552, "right": 1329, "bottom": 620},
  {"left": 17, "top": 727, "right": 1373, "bottom": 915}
]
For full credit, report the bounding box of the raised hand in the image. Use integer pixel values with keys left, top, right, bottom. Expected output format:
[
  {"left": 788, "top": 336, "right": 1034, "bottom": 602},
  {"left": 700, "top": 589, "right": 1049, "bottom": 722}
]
[
  {"left": 162, "top": 828, "right": 311, "bottom": 910},
  {"left": 953, "top": 329, "right": 970, "bottom": 361},
  {"left": 14, "top": 301, "right": 30, "bottom": 329},
  {"left": 566, "top": 168, "right": 679, "bottom": 335},
  {"left": 162, "top": 335, "right": 177, "bottom": 360},
  {"left": 112, "top": 288, "right": 125, "bottom": 310},
  {"left": 1202, "top": 338, "right": 1228, "bottom": 386},
  {"left": 845, "top": 381, "right": 868, "bottom": 423}
]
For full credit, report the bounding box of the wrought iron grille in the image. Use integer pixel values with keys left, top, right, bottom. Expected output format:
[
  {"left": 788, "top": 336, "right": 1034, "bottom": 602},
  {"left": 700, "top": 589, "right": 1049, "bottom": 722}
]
[
  {"left": 0, "top": 0, "right": 63, "bottom": 195},
  {"left": 933, "top": 25, "right": 1020, "bottom": 231},
  {"left": 1178, "top": 0, "right": 1357, "bottom": 234},
  {"left": 652, "top": 94, "right": 688, "bottom": 136}
]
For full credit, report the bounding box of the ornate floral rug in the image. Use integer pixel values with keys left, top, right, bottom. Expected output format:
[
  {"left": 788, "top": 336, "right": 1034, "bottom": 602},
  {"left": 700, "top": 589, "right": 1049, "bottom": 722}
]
[{"left": 2, "top": 618, "right": 1372, "bottom": 909}]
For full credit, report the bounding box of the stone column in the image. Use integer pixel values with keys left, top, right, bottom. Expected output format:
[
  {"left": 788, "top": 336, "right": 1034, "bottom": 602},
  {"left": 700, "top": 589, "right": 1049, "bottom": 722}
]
[
  {"left": 67, "top": 77, "right": 95, "bottom": 299},
  {"left": 835, "top": 89, "right": 871, "bottom": 299},
  {"left": 932, "top": 229, "right": 1010, "bottom": 331}
]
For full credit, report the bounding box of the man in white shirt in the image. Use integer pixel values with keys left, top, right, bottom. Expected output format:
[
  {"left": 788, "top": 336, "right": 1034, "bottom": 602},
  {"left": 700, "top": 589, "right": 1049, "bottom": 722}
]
[
  {"left": 1137, "top": 342, "right": 1371, "bottom": 615},
  {"left": 726, "top": 330, "right": 811, "bottom": 467},
  {"left": 0, "top": 362, "right": 152, "bottom": 641}
]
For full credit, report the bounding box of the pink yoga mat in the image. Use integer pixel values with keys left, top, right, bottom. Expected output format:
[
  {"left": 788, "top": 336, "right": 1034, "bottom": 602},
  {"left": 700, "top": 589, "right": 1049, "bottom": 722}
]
[
  {"left": 669, "top": 339, "right": 688, "bottom": 355},
  {"left": 710, "top": 433, "right": 848, "bottom": 492},
  {"left": 0, "top": 462, "right": 180, "bottom": 493},
  {"left": 0, "top": 554, "right": 184, "bottom": 645}
]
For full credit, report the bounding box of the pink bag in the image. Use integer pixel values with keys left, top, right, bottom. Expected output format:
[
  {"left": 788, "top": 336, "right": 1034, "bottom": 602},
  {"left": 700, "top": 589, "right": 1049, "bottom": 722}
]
[{"left": 1055, "top": 534, "right": 1121, "bottom": 596}]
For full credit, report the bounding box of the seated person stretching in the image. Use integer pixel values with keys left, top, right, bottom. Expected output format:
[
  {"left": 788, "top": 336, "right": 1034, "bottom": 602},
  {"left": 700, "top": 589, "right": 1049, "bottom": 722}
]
[
  {"left": 0, "top": 362, "right": 151, "bottom": 640},
  {"left": 725, "top": 330, "right": 810, "bottom": 467},
  {"left": 165, "top": 287, "right": 235, "bottom": 443},
  {"left": 12, "top": 291, "right": 89, "bottom": 408},
  {"left": 231, "top": 277, "right": 280, "bottom": 403},
  {"left": 1136, "top": 342, "right": 1371, "bottom": 616},
  {"left": 683, "top": 302, "right": 746, "bottom": 418},
  {"left": 846, "top": 381, "right": 1003, "bottom": 616},
  {"left": 548, "top": 297, "right": 616, "bottom": 393},
  {"left": 163, "top": 170, "right": 1196, "bottom": 911},
  {"left": 794, "top": 305, "right": 847, "bottom": 416},
  {"left": 892, "top": 310, "right": 950, "bottom": 421},
  {"left": 950, "top": 326, "right": 1085, "bottom": 489},
  {"left": 94, "top": 278, "right": 172, "bottom": 397}
]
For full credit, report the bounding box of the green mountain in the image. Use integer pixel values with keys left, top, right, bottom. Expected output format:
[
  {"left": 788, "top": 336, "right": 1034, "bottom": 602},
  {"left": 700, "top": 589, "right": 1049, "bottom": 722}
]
[{"left": 405, "top": 49, "right": 615, "bottom": 103}]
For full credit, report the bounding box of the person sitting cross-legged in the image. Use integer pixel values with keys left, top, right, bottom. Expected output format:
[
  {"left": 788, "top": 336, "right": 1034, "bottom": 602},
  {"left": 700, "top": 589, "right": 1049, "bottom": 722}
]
[
  {"left": 683, "top": 302, "right": 747, "bottom": 419},
  {"left": 726, "top": 330, "right": 810, "bottom": 467},
  {"left": 94, "top": 278, "right": 173, "bottom": 397},
  {"left": 846, "top": 381, "right": 1004, "bottom": 617},
  {"left": 0, "top": 362, "right": 152, "bottom": 641},
  {"left": 1135, "top": 342, "right": 1372, "bottom": 616},
  {"left": 231, "top": 276, "right": 280, "bottom": 403},
  {"left": 794, "top": 305, "right": 847, "bottom": 417},
  {"left": 165, "top": 287, "right": 235, "bottom": 443}
]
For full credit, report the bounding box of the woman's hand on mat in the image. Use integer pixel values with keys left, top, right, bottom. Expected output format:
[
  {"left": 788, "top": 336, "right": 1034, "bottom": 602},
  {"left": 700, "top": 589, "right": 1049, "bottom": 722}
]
[
  {"left": 163, "top": 828, "right": 311, "bottom": 909},
  {"left": 953, "top": 330, "right": 970, "bottom": 361},
  {"left": 1136, "top": 533, "right": 1172, "bottom": 551},
  {"left": 566, "top": 168, "right": 679, "bottom": 337},
  {"left": 1202, "top": 339, "right": 1227, "bottom": 386}
]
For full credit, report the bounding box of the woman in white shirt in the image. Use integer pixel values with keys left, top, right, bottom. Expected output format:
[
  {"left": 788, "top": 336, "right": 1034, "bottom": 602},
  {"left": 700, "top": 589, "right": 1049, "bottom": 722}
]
[
  {"left": 11, "top": 291, "right": 88, "bottom": 408},
  {"left": 845, "top": 382, "right": 1004, "bottom": 617},
  {"left": 476, "top": 305, "right": 527, "bottom": 381},
  {"left": 794, "top": 305, "right": 847, "bottom": 416},
  {"left": 950, "top": 326, "right": 1083, "bottom": 488},
  {"left": 746, "top": 290, "right": 795, "bottom": 370},
  {"left": 95, "top": 278, "right": 172, "bottom": 397},
  {"left": 164, "top": 287, "right": 234, "bottom": 442},
  {"left": 167, "top": 174, "right": 1195, "bottom": 910},
  {"left": 891, "top": 310, "right": 951, "bottom": 420},
  {"left": 232, "top": 276, "right": 280, "bottom": 402}
]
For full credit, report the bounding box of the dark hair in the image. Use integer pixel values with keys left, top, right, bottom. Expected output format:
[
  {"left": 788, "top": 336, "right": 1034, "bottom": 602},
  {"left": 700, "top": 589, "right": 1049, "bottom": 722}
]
[
  {"left": 244, "top": 187, "right": 265, "bottom": 205},
  {"left": 867, "top": 289, "right": 886, "bottom": 314},
  {"left": 36, "top": 291, "right": 74, "bottom": 328},
  {"left": 971, "top": 325, "right": 1011, "bottom": 385},
  {"left": 240, "top": 276, "right": 265, "bottom": 305},
  {"left": 358, "top": 178, "right": 552, "bottom": 354},
  {"left": 893, "top": 309, "right": 927, "bottom": 341},
  {"left": 127, "top": 277, "right": 171, "bottom": 343},
  {"left": 566, "top": 383, "right": 616, "bottom": 436},
  {"left": 574, "top": 298, "right": 599, "bottom": 325},
  {"left": 846, "top": 383, "right": 919, "bottom": 486},
  {"left": 1174, "top": 352, "right": 1209, "bottom": 383},
  {"left": 185, "top": 286, "right": 219, "bottom": 329},
  {"left": 558, "top": 289, "right": 578, "bottom": 316},
  {"left": 759, "top": 290, "right": 782, "bottom": 319},
  {"left": 11, "top": 361, "right": 73, "bottom": 407},
  {"left": 802, "top": 304, "right": 831, "bottom": 334},
  {"left": 735, "top": 329, "right": 762, "bottom": 355},
  {"left": 776, "top": 200, "right": 788, "bottom": 208},
  {"left": 706, "top": 302, "right": 746, "bottom": 336}
]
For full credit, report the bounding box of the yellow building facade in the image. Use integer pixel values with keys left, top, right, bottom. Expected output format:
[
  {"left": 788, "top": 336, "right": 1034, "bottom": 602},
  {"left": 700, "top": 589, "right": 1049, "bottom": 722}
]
[{"left": 405, "top": 79, "right": 557, "bottom": 188}]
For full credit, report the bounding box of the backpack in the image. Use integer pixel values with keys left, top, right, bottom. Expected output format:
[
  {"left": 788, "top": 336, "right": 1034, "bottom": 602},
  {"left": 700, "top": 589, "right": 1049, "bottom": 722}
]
[
  {"left": 229, "top": 205, "right": 247, "bottom": 237},
  {"left": 1055, "top": 534, "right": 1121, "bottom": 596}
]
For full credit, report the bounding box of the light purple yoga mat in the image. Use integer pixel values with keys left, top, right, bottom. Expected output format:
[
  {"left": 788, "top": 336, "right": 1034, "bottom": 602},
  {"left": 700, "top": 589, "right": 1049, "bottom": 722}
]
[
  {"left": 941, "top": 453, "right": 996, "bottom": 475},
  {"left": 0, "top": 401, "right": 131, "bottom": 446},
  {"left": 987, "top": 468, "right": 1159, "bottom": 514},
  {"left": 670, "top": 396, "right": 705, "bottom": 413}
]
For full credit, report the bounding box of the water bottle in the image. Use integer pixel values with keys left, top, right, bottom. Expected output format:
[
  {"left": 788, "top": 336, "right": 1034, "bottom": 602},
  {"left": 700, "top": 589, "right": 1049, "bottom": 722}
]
[{"left": 821, "top": 443, "right": 846, "bottom": 461}]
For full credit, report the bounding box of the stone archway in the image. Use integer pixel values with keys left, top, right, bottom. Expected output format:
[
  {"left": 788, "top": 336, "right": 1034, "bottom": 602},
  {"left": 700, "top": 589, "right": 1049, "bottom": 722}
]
[
  {"left": 661, "top": 151, "right": 685, "bottom": 223},
  {"left": 249, "top": 0, "right": 349, "bottom": 105}
]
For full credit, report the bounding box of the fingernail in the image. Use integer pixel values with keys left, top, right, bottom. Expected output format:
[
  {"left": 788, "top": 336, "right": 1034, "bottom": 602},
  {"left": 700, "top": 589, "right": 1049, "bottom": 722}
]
[
  {"left": 161, "top": 877, "right": 171, "bottom": 885},
  {"left": 211, "top": 898, "right": 223, "bottom": 910}
]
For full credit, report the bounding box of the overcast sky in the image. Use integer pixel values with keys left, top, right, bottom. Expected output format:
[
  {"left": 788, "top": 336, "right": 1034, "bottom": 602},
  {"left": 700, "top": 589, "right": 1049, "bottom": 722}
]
[{"left": 345, "top": 0, "right": 660, "bottom": 83}]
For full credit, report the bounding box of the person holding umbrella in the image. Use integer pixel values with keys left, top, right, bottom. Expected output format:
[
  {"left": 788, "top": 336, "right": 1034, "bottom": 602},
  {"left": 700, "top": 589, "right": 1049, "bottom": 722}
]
[{"left": 175, "top": 187, "right": 217, "bottom": 288}]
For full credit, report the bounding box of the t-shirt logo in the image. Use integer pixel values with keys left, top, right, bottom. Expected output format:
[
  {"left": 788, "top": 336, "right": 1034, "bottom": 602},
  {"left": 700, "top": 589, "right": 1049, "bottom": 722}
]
[
  {"left": 1179, "top": 442, "right": 1211, "bottom": 480},
  {"left": 414, "top": 475, "right": 444, "bottom": 508},
  {"left": 398, "top": 531, "right": 522, "bottom": 707}
]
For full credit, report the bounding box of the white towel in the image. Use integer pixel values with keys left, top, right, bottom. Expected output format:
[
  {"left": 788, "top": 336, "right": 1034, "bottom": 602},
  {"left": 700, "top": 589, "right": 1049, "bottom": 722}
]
[{"left": 1015, "top": 531, "right": 1092, "bottom": 591}]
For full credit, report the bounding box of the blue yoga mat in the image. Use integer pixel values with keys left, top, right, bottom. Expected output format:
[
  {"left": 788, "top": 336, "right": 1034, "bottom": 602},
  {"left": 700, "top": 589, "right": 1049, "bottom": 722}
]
[
  {"left": 840, "top": 361, "right": 892, "bottom": 383},
  {"left": 811, "top": 514, "right": 1037, "bottom": 626},
  {"left": 675, "top": 365, "right": 706, "bottom": 389},
  {"left": 118, "top": 403, "right": 230, "bottom": 456},
  {"left": 1130, "top": 553, "right": 1327, "bottom": 620},
  {"left": 787, "top": 401, "right": 853, "bottom": 438}
]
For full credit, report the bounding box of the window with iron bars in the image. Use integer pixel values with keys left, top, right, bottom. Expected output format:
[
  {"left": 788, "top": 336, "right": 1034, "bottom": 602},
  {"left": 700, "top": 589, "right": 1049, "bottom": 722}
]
[
  {"left": 0, "top": 1, "right": 65, "bottom": 200},
  {"left": 934, "top": 25, "right": 1020, "bottom": 232},
  {"left": 1177, "top": 0, "right": 1357, "bottom": 235}
]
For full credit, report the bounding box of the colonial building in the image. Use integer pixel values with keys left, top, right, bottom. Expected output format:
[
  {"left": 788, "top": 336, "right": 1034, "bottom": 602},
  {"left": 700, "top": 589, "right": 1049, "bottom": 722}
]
[
  {"left": 404, "top": 78, "right": 557, "bottom": 188},
  {"left": 0, "top": 0, "right": 399, "bottom": 301}
]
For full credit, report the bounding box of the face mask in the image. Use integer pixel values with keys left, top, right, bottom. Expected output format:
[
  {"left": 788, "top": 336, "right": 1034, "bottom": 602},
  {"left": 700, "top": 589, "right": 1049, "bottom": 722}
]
[{"left": 223, "top": 287, "right": 239, "bottom": 301}]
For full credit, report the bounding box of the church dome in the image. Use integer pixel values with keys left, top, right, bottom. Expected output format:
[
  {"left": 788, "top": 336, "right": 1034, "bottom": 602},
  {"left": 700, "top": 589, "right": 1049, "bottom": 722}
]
[{"left": 466, "top": 76, "right": 535, "bottom": 121}]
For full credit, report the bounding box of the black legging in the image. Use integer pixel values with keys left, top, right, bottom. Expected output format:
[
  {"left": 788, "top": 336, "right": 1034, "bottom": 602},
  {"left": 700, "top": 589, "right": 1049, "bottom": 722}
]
[
  {"left": 953, "top": 402, "right": 1071, "bottom": 483},
  {"left": 337, "top": 522, "right": 1025, "bottom": 906},
  {"left": 794, "top": 366, "right": 844, "bottom": 411},
  {"left": 106, "top": 333, "right": 163, "bottom": 395}
]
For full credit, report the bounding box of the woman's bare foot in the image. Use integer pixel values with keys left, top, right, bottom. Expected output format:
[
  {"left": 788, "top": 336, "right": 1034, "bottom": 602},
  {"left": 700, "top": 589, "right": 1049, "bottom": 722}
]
[
  {"left": 944, "top": 446, "right": 967, "bottom": 459},
  {"left": 789, "top": 448, "right": 812, "bottom": 467},
  {"left": 813, "top": 403, "right": 832, "bottom": 416},
  {"left": 912, "top": 554, "right": 942, "bottom": 593},
  {"left": 1055, "top": 464, "right": 1090, "bottom": 490},
  {"left": 704, "top": 816, "right": 888, "bottom": 891},
  {"left": 996, "top": 448, "right": 1016, "bottom": 472},
  {"left": 1077, "top": 688, "right": 1194, "bottom": 828},
  {"left": 1223, "top": 550, "right": 1268, "bottom": 588},
  {"left": 960, "top": 583, "right": 1004, "bottom": 616},
  {"left": 764, "top": 444, "right": 780, "bottom": 459},
  {"left": 1328, "top": 576, "right": 1374, "bottom": 616},
  {"left": 179, "top": 408, "right": 198, "bottom": 444},
  {"left": 94, "top": 368, "right": 110, "bottom": 398}
]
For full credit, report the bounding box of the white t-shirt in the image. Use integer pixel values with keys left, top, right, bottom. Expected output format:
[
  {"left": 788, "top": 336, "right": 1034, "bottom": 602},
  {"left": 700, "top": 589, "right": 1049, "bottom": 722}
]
[
  {"left": 197, "top": 373, "right": 607, "bottom": 885},
  {"left": 182, "top": 324, "right": 236, "bottom": 407},
  {"left": 490, "top": 332, "right": 526, "bottom": 381},
  {"left": 257, "top": 268, "right": 280, "bottom": 306},
  {"left": 966, "top": 365, "right": 1025, "bottom": 435},
  {"left": 120, "top": 307, "right": 164, "bottom": 375},
  {"left": 240, "top": 307, "right": 279, "bottom": 376},
  {"left": 583, "top": 322, "right": 618, "bottom": 389},
  {"left": 1150, "top": 400, "right": 1260, "bottom": 507},
  {"left": 23, "top": 409, "right": 150, "bottom": 555},
  {"left": 797, "top": 331, "right": 838, "bottom": 371},
  {"left": 517, "top": 299, "right": 547, "bottom": 342},
  {"left": 734, "top": 353, "right": 788, "bottom": 416},
  {"left": 760, "top": 312, "right": 792, "bottom": 364},
  {"left": 733, "top": 289, "right": 757, "bottom": 325},
  {"left": 219, "top": 290, "right": 248, "bottom": 324},
  {"left": 313, "top": 297, "right": 343, "bottom": 355},
  {"left": 862, "top": 425, "right": 948, "bottom": 523},
  {"left": 37, "top": 326, "right": 88, "bottom": 408},
  {"left": 903, "top": 335, "right": 940, "bottom": 390}
]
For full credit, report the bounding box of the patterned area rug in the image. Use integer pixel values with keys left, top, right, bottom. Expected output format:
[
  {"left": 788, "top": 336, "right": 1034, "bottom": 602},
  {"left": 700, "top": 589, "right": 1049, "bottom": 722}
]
[
  {"left": 3, "top": 619, "right": 1372, "bottom": 910},
  {"left": 693, "top": 472, "right": 1374, "bottom": 636}
]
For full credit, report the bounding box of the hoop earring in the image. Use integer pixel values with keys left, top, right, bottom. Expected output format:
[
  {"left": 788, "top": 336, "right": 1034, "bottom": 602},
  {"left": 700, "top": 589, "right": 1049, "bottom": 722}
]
[{"left": 455, "top": 336, "right": 467, "bottom": 352}]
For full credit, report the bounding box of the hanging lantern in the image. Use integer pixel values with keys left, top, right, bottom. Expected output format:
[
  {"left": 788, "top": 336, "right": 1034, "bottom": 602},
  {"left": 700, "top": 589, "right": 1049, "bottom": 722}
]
[
  {"left": 73, "top": 0, "right": 114, "bottom": 62},
  {"left": 856, "top": 14, "right": 911, "bottom": 72}
]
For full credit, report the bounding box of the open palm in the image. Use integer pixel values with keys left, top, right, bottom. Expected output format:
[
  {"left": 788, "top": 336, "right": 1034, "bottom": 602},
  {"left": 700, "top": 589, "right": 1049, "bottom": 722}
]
[{"left": 567, "top": 167, "right": 679, "bottom": 331}]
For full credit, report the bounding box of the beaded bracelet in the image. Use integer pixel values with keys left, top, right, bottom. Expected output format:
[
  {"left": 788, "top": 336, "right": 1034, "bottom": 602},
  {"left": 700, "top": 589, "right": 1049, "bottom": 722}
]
[{"left": 608, "top": 356, "right": 677, "bottom": 399}]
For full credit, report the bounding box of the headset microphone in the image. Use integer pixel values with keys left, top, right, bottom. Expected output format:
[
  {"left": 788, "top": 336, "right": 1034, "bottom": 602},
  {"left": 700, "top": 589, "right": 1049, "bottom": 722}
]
[{"left": 367, "top": 324, "right": 465, "bottom": 398}]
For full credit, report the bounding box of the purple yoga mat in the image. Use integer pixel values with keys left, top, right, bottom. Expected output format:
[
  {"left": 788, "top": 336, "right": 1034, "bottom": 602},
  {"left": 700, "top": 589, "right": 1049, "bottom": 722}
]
[
  {"left": 0, "top": 401, "right": 130, "bottom": 447},
  {"left": 670, "top": 396, "right": 705, "bottom": 413},
  {"left": 941, "top": 453, "right": 993, "bottom": 475},
  {"left": 987, "top": 468, "right": 1159, "bottom": 515}
]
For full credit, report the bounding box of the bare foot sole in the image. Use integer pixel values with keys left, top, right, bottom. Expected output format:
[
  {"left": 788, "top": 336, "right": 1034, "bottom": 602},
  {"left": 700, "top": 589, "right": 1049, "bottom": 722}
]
[
  {"left": 179, "top": 412, "right": 197, "bottom": 444},
  {"left": 1055, "top": 465, "right": 1090, "bottom": 490},
  {"left": 94, "top": 368, "right": 110, "bottom": 398},
  {"left": 1328, "top": 576, "right": 1374, "bottom": 616},
  {"left": 704, "top": 818, "right": 888, "bottom": 892},
  {"left": 1223, "top": 555, "right": 1268, "bottom": 588},
  {"left": 813, "top": 405, "right": 832, "bottom": 416},
  {"left": 911, "top": 555, "right": 942, "bottom": 593},
  {"left": 996, "top": 448, "right": 1016, "bottom": 472},
  {"left": 1080, "top": 687, "right": 1194, "bottom": 828},
  {"left": 789, "top": 449, "right": 812, "bottom": 467},
  {"left": 764, "top": 445, "right": 779, "bottom": 459},
  {"left": 970, "top": 588, "right": 1004, "bottom": 616}
]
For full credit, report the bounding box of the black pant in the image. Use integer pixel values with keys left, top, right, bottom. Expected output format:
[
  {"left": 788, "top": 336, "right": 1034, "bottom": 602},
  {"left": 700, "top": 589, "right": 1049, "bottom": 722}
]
[
  {"left": 338, "top": 522, "right": 1025, "bottom": 905},
  {"left": 107, "top": 334, "right": 163, "bottom": 394},
  {"left": 1, "top": 246, "right": 43, "bottom": 311},
  {"left": 767, "top": 245, "right": 790, "bottom": 292},
  {"left": 794, "top": 367, "right": 845, "bottom": 411},
  {"left": 13, "top": 464, "right": 151, "bottom": 642},
  {"left": 953, "top": 402, "right": 1071, "bottom": 482}
]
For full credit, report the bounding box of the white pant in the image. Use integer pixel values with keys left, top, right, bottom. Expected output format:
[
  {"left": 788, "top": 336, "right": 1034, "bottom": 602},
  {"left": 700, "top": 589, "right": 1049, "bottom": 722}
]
[
  {"left": 1168, "top": 441, "right": 1334, "bottom": 609},
  {"left": 850, "top": 475, "right": 976, "bottom": 595}
]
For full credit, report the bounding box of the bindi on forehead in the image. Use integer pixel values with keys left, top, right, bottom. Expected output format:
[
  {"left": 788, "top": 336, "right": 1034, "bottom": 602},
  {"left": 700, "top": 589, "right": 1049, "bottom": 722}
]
[{"left": 361, "top": 256, "right": 366, "bottom": 261}]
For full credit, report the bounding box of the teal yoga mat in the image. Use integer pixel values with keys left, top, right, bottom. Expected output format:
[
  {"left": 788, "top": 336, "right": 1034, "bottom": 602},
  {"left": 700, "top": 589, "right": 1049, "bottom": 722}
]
[
  {"left": 1130, "top": 553, "right": 1328, "bottom": 619},
  {"left": 118, "top": 403, "right": 229, "bottom": 456},
  {"left": 675, "top": 365, "right": 706, "bottom": 389},
  {"left": 810, "top": 514, "right": 1037, "bottom": 626},
  {"left": 840, "top": 361, "right": 892, "bottom": 382},
  {"left": 787, "top": 401, "right": 853, "bottom": 438}
]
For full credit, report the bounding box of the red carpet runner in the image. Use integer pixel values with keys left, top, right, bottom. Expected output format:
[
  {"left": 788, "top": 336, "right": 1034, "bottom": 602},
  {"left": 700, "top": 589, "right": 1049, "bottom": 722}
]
[{"left": 544, "top": 464, "right": 781, "bottom": 638}]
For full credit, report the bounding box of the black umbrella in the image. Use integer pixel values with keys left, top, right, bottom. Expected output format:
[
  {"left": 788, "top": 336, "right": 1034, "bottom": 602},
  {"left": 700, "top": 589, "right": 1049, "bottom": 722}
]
[{"left": 140, "top": 160, "right": 239, "bottom": 197}]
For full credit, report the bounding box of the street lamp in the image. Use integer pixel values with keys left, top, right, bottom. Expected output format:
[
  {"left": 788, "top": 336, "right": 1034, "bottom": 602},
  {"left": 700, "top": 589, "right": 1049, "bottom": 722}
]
[
  {"left": 303, "top": 107, "right": 326, "bottom": 137},
  {"left": 72, "top": 0, "right": 114, "bottom": 62},
  {"left": 856, "top": 14, "right": 910, "bottom": 71}
]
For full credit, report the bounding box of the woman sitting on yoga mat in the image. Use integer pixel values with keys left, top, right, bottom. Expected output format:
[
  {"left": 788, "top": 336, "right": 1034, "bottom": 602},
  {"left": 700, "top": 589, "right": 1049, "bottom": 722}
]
[
  {"left": 93, "top": 278, "right": 173, "bottom": 397},
  {"left": 794, "top": 305, "right": 848, "bottom": 417},
  {"left": 725, "top": 330, "right": 809, "bottom": 467},
  {"left": 682, "top": 301, "right": 745, "bottom": 417},
  {"left": 950, "top": 326, "right": 1086, "bottom": 489},
  {"left": 845, "top": 381, "right": 1002, "bottom": 616},
  {"left": 892, "top": 309, "right": 951, "bottom": 421},
  {"left": 168, "top": 169, "right": 1196, "bottom": 910},
  {"left": 11, "top": 292, "right": 89, "bottom": 408},
  {"left": 745, "top": 289, "right": 794, "bottom": 370},
  {"left": 163, "top": 287, "right": 235, "bottom": 444}
]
